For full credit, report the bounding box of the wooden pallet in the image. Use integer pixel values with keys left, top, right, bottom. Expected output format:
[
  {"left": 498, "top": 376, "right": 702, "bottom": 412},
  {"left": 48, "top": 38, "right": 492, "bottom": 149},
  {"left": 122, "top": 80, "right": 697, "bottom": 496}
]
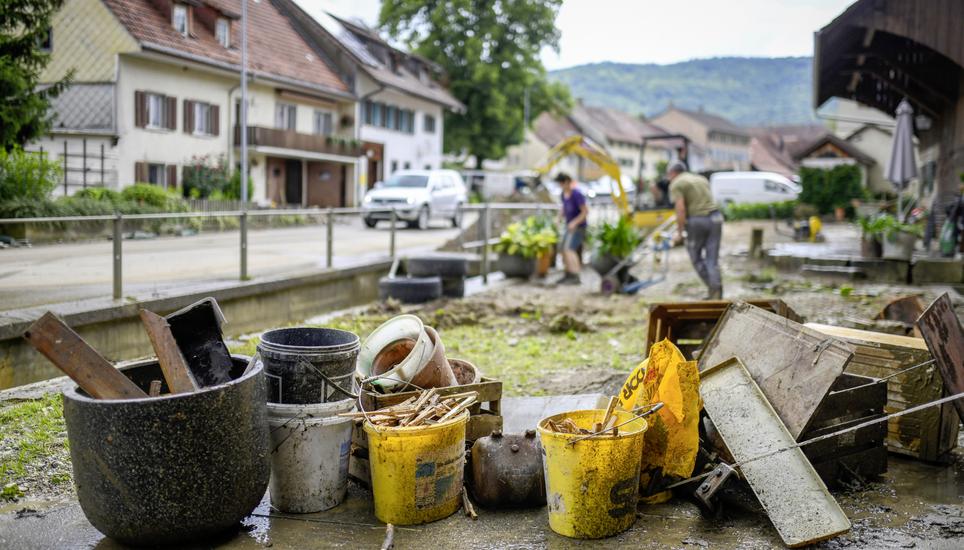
[
  {"left": 807, "top": 323, "right": 959, "bottom": 463},
  {"left": 646, "top": 299, "right": 803, "bottom": 359},
  {"left": 350, "top": 377, "right": 503, "bottom": 487}
]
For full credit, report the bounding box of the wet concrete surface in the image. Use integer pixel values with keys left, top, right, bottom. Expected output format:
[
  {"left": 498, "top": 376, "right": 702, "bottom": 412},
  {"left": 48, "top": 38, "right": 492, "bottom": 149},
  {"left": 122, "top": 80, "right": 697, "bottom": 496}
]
[{"left": 2, "top": 447, "right": 961, "bottom": 549}]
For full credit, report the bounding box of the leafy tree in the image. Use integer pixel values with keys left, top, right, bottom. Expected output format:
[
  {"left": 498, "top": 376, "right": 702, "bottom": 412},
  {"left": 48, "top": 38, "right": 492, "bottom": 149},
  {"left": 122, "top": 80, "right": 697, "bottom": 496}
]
[
  {"left": 0, "top": 0, "right": 72, "bottom": 151},
  {"left": 799, "top": 165, "right": 865, "bottom": 215},
  {"left": 379, "top": 0, "right": 571, "bottom": 167}
]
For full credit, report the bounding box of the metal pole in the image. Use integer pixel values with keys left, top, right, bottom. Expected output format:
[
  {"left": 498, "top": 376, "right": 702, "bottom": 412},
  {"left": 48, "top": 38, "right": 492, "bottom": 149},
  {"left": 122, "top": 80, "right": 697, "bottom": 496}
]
[
  {"left": 326, "top": 208, "right": 334, "bottom": 268},
  {"left": 100, "top": 144, "right": 105, "bottom": 186},
  {"left": 240, "top": 211, "right": 248, "bottom": 280},
  {"left": 482, "top": 203, "right": 490, "bottom": 284},
  {"left": 456, "top": 202, "right": 464, "bottom": 249},
  {"left": 240, "top": 0, "right": 248, "bottom": 206},
  {"left": 63, "top": 141, "right": 67, "bottom": 195},
  {"left": 112, "top": 214, "right": 122, "bottom": 299},
  {"left": 389, "top": 208, "right": 397, "bottom": 259},
  {"left": 82, "top": 138, "right": 87, "bottom": 189}
]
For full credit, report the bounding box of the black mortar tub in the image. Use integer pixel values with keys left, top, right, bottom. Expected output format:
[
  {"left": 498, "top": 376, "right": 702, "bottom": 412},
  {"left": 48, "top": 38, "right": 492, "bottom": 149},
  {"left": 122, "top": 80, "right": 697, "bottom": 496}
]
[{"left": 62, "top": 355, "right": 270, "bottom": 546}]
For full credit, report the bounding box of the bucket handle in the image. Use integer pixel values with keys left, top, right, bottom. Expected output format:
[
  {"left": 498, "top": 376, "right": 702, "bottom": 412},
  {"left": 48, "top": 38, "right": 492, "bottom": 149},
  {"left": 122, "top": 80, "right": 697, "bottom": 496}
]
[{"left": 297, "top": 358, "right": 358, "bottom": 401}]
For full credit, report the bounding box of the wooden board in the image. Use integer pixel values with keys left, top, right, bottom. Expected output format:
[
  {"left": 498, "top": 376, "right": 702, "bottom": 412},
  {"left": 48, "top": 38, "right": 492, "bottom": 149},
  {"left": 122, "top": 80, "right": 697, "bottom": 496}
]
[
  {"left": 916, "top": 293, "right": 964, "bottom": 424},
  {"left": 645, "top": 299, "right": 804, "bottom": 358},
  {"left": 699, "top": 302, "right": 854, "bottom": 440},
  {"left": 23, "top": 312, "right": 147, "bottom": 400},
  {"left": 139, "top": 310, "right": 198, "bottom": 394},
  {"left": 701, "top": 358, "right": 851, "bottom": 547},
  {"left": 807, "top": 322, "right": 958, "bottom": 463}
]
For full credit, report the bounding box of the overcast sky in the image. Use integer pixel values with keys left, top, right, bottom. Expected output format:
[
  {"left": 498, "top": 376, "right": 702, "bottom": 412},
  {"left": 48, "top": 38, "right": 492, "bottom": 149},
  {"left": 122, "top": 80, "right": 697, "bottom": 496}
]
[{"left": 297, "top": 0, "right": 854, "bottom": 69}]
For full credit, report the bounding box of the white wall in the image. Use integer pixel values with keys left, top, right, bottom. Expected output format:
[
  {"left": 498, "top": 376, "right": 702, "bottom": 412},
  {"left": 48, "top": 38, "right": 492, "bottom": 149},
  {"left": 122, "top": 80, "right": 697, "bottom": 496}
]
[
  {"left": 357, "top": 78, "right": 444, "bottom": 178},
  {"left": 25, "top": 135, "right": 118, "bottom": 196}
]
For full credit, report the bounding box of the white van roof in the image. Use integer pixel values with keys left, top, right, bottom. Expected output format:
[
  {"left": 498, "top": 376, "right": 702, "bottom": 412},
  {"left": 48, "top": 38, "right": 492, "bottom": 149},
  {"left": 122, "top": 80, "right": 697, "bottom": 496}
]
[{"left": 711, "top": 171, "right": 794, "bottom": 184}]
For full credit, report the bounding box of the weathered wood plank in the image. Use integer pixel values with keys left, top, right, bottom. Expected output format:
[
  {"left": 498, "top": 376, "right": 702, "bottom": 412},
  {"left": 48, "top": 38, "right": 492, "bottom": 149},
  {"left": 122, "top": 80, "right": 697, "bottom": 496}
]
[
  {"left": 699, "top": 302, "right": 854, "bottom": 440},
  {"left": 139, "top": 309, "right": 198, "bottom": 394},
  {"left": 23, "top": 312, "right": 147, "bottom": 400},
  {"left": 916, "top": 293, "right": 964, "bottom": 424}
]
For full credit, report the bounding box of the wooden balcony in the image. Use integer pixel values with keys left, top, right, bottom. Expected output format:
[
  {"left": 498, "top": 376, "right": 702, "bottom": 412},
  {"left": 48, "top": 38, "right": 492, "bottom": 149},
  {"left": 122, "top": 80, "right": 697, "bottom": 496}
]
[{"left": 234, "top": 126, "right": 362, "bottom": 158}]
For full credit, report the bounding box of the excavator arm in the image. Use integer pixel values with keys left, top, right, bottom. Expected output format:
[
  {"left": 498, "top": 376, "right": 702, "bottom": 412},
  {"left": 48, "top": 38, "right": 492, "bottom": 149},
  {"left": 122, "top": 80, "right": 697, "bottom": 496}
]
[{"left": 534, "top": 135, "right": 630, "bottom": 216}]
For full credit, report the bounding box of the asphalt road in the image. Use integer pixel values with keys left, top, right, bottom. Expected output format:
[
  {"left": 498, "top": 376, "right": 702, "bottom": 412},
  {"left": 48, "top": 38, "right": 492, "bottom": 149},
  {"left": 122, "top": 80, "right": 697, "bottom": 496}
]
[{"left": 0, "top": 216, "right": 470, "bottom": 312}]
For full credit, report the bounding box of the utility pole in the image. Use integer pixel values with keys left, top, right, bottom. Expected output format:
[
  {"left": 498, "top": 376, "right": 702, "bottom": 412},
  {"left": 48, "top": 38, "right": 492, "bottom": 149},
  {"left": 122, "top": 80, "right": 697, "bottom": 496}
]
[{"left": 240, "top": 0, "right": 248, "bottom": 206}]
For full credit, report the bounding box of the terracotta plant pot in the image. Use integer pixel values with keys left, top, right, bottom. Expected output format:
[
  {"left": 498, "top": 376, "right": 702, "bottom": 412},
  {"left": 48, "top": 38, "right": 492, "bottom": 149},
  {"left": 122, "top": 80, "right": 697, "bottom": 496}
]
[
  {"left": 536, "top": 250, "right": 553, "bottom": 277},
  {"left": 834, "top": 206, "right": 847, "bottom": 222},
  {"left": 409, "top": 326, "right": 458, "bottom": 389},
  {"left": 449, "top": 358, "right": 482, "bottom": 386},
  {"left": 860, "top": 236, "right": 883, "bottom": 258}
]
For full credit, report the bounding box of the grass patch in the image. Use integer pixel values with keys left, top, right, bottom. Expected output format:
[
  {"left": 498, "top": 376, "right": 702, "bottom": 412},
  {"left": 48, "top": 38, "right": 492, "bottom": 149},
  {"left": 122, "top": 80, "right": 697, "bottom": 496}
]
[{"left": 0, "top": 394, "right": 70, "bottom": 500}]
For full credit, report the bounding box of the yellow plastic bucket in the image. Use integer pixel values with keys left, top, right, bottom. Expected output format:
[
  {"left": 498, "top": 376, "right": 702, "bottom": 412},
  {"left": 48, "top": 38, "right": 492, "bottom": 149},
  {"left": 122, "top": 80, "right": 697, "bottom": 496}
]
[
  {"left": 364, "top": 410, "right": 469, "bottom": 525},
  {"left": 538, "top": 409, "right": 648, "bottom": 539}
]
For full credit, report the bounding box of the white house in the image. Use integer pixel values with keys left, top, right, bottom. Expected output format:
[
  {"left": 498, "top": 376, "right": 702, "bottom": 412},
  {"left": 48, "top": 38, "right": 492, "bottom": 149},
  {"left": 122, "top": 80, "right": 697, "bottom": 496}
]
[{"left": 275, "top": 2, "right": 464, "bottom": 189}]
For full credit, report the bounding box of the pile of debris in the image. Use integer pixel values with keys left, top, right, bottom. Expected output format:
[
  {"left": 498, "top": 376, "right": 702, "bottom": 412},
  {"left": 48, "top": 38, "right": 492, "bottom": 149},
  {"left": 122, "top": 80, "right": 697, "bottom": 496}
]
[{"left": 341, "top": 388, "right": 478, "bottom": 427}]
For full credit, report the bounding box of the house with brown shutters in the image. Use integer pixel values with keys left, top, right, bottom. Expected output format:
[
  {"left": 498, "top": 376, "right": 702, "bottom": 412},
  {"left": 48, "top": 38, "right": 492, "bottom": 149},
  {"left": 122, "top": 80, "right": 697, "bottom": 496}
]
[{"left": 30, "top": 0, "right": 365, "bottom": 207}]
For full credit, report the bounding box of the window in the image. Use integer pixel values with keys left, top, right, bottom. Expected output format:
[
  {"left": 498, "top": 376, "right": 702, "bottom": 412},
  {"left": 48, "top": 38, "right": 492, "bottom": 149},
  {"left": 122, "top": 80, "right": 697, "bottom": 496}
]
[
  {"left": 386, "top": 106, "right": 397, "bottom": 130},
  {"left": 364, "top": 101, "right": 374, "bottom": 125},
  {"left": 147, "top": 93, "right": 166, "bottom": 128},
  {"left": 390, "top": 160, "right": 398, "bottom": 174},
  {"left": 191, "top": 101, "right": 213, "bottom": 135},
  {"left": 313, "top": 110, "right": 334, "bottom": 135},
  {"left": 371, "top": 102, "right": 382, "bottom": 126},
  {"left": 275, "top": 103, "right": 296, "bottom": 130},
  {"left": 215, "top": 18, "right": 230, "bottom": 48},
  {"left": 148, "top": 163, "right": 167, "bottom": 186},
  {"left": 172, "top": 5, "right": 188, "bottom": 37},
  {"left": 37, "top": 27, "right": 52, "bottom": 52},
  {"left": 403, "top": 161, "right": 411, "bottom": 169},
  {"left": 423, "top": 114, "right": 436, "bottom": 134}
]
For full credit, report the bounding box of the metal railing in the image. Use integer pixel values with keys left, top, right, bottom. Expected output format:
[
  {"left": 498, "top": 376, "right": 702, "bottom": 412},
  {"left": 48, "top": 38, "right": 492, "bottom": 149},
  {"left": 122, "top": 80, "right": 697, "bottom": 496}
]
[{"left": 0, "top": 202, "right": 571, "bottom": 300}]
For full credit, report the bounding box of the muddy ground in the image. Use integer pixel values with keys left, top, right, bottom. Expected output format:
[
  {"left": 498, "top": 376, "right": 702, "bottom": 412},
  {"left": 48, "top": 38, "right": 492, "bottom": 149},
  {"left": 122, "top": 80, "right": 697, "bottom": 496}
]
[{"left": 1, "top": 220, "right": 962, "bottom": 548}]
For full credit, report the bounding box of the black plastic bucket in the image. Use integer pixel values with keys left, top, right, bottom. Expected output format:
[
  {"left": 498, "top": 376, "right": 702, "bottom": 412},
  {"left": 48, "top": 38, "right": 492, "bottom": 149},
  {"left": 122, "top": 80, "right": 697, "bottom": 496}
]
[{"left": 258, "top": 327, "right": 360, "bottom": 404}]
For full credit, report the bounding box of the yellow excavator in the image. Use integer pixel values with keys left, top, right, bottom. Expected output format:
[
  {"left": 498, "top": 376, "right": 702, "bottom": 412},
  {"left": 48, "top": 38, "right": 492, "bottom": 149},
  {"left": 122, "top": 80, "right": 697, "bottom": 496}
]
[{"left": 533, "top": 134, "right": 675, "bottom": 229}]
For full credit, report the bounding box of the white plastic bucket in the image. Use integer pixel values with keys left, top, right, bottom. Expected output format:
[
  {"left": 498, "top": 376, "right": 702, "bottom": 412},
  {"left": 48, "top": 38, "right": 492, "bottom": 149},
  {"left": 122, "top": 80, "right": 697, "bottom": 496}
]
[
  {"left": 266, "top": 398, "right": 355, "bottom": 513},
  {"left": 356, "top": 314, "right": 433, "bottom": 391}
]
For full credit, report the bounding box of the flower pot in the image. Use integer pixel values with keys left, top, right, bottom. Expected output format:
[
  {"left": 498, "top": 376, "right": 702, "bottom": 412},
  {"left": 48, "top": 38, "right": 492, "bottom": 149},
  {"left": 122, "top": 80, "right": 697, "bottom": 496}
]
[
  {"left": 860, "top": 235, "right": 882, "bottom": 259},
  {"left": 590, "top": 253, "right": 631, "bottom": 282},
  {"left": 497, "top": 253, "right": 536, "bottom": 278},
  {"left": 536, "top": 250, "right": 554, "bottom": 277},
  {"left": 882, "top": 231, "right": 917, "bottom": 261},
  {"left": 834, "top": 206, "right": 847, "bottom": 222}
]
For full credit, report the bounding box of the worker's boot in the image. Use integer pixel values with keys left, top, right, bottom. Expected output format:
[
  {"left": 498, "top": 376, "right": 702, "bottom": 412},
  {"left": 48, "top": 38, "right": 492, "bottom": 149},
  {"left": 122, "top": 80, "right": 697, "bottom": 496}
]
[{"left": 707, "top": 287, "right": 723, "bottom": 300}]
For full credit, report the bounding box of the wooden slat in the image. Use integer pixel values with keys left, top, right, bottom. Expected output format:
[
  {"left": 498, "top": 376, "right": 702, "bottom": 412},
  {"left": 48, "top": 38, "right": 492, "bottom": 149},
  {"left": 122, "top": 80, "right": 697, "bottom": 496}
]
[
  {"left": 23, "top": 312, "right": 147, "bottom": 400},
  {"left": 916, "top": 293, "right": 964, "bottom": 424},
  {"left": 139, "top": 309, "right": 198, "bottom": 394}
]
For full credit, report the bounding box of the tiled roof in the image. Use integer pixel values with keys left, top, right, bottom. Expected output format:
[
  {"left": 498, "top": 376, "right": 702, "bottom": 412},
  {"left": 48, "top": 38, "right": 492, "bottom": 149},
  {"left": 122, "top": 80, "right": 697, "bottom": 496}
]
[
  {"left": 531, "top": 111, "right": 580, "bottom": 145},
  {"left": 579, "top": 106, "right": 677, "bottom": 148},
  {"left": 102, "top": 0, "right": 350, "bottom": 96},
  {"left": 792, "top": 132, "right": 876, "bottom": 166},
  {"left": 665, "top": 106, "right": 749, "bottom": 136},
  {"left": 749, "top": 125, "right": 830, "bottom": 176}
]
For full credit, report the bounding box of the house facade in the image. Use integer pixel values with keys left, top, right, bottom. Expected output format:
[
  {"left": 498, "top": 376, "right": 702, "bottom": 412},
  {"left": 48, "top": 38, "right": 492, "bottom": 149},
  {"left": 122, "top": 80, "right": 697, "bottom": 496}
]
[
  {"left": 650, "top": 106, "right": 751, "bottom": 171},
  {"left": 275, "top": 3, "right": 464, "bottom": 187}
]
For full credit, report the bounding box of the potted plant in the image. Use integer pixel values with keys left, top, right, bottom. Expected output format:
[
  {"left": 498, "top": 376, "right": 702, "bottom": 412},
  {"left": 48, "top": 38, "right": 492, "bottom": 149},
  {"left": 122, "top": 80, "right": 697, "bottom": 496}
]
[
  {"left": 588, "top": 216, "right": 641, "bottom": 281},
  {"left": 493, "top": 221, "right": 538, "bottom": 278},
  {"left": 879, "top": 214, "right": 923, "bottom": 261},
  {"left": 857, "top": 215, "right": 886, "bottom": 258},
  {"left": 528, "top": 214, "right": 559, "bottom": 277}
]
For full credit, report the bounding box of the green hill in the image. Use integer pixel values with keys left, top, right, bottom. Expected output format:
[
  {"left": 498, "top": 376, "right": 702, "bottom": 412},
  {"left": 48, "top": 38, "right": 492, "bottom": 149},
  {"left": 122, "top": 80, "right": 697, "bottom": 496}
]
[{"left": 549, "top": 57, "right": 816, "bottom": 126}]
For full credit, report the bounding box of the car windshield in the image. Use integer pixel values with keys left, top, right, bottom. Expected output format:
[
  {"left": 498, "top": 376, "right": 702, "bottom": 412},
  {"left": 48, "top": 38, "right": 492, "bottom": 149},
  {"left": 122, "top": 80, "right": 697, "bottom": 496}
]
[{"left": 383, "top": 174, "right": 429, "bottom": 188}]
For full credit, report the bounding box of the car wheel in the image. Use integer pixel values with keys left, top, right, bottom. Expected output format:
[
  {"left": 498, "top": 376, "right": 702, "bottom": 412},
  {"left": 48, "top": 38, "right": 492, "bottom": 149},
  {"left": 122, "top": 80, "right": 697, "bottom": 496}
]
[
  {"left": 407, "top": 254, "right": 469, "bottom": 278},
  {"left": 363, "top": 217, "right": 377, "bottom": 228},
  {"left": 378, "top": 276, "right": 442, "bottom": 304},
  {"left": 416, "top": 205, "right": 430, "bottom": 230},
  {"left": 451, "top": 204, "right": 463, "bottom": 228}
]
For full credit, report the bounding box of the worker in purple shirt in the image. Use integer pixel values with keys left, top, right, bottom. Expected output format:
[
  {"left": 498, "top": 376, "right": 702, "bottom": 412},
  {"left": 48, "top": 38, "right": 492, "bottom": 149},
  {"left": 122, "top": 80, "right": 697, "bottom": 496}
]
[{"left": 555, "top": 172, "right": 589, "bottom": 285}]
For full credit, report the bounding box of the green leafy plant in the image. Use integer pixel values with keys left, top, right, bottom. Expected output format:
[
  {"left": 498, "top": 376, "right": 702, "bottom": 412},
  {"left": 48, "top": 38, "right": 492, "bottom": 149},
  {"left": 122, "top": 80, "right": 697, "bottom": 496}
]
[
  {"left": 723, "top": 200, "right": 796, "bottom": 221},
  {"left": 799, "top": 165, "right": 866, "bottom": 215},
  {"left": 493, "top": 215, "right": 558, "bottom": 258},
  {"left": 120, "top": 183, "right": 184, "bottom": 210},
  {"left": 877, "top": 213, "right": 923, "bottom": 241},
  {"left": 181, "top": 155, "right": 229, "bottom": 199},
  {"left": 589, "top": 216, "right": 641, "bottom": 259},
  {"left": 74, "top": 187, "right": 121, "bottom": 204},
  {"left": 0, "top": 148, "right": 61, "bottom": 202},
  {"left": 857, "top": 215, "right": 889, "bottom": 238}
]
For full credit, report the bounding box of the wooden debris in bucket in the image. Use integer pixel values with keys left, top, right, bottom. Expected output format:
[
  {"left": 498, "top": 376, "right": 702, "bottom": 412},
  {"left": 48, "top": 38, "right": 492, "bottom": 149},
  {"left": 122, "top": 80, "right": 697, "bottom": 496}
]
[
  {"left": 340, "top": 388, "right": 478, "bottom": 427},
  {"left": 546, "top": 398, "right": 621, "bottom": 436}
]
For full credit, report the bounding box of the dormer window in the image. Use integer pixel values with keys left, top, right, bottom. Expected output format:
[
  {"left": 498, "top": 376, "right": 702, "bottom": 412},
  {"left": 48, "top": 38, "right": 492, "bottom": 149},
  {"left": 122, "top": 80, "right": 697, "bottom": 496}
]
[
  {"left": 172, "top": 5, "right": 188, "bottom": 37},
  {"left": 216, "top": 18, "right": 230, "bottom": 48}
]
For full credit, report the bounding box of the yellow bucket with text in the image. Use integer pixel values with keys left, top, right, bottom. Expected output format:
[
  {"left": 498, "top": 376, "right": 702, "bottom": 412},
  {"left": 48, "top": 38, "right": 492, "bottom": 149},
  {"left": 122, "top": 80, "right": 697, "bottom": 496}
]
[
  {"left": 364, "top": 410, "right": 468, "bottom": 525},
  {"left": 538, "top": 409, "right": 648, "bottom": 539}
]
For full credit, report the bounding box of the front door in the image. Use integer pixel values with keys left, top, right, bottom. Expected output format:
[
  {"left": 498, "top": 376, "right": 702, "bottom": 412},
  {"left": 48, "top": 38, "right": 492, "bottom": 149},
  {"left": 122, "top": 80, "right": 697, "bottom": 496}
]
[{"left": 284, "top": 159, "right": 302, "bottom": 206}]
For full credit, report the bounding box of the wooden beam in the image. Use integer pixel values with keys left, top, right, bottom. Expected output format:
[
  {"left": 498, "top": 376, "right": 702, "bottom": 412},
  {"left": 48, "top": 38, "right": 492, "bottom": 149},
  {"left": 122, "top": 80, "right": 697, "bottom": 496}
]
[{"left": 139, "top": 309, "right": 199, "bottom": 394}]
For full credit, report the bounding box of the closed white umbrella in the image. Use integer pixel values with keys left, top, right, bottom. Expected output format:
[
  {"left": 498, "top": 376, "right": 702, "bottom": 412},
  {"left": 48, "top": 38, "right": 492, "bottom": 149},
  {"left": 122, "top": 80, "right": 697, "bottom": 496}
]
[{"left": 886, "top": 99, "right": 918, "bottom": 220}]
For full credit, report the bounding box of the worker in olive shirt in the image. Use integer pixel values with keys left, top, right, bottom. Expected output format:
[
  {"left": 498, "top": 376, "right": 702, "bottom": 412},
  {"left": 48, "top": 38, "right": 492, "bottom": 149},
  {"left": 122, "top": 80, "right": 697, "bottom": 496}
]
[{"left": 667, "top": 163, "right": 724, "bottom": 299}]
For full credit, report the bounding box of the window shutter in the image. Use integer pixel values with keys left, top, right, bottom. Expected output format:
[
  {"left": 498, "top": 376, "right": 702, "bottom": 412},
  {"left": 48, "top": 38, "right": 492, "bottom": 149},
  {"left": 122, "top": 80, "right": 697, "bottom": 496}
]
[
  {"left": 135, "top": 162, "right": 147, "bottom": 182},
  {"left": 135, "top": 91, "right": 146, "bottom": 128},
  {"left": 167, "top": 165, "right": 177, "bottom": 189},
  {"left": 210, "top": 104, "right": 220, "bottom": 136},
  {"left": 183, "top": 100, "right": 193, "bottom": 133},
  {"left": 166, "top": 96, "right": 177, "bottom": 130}
]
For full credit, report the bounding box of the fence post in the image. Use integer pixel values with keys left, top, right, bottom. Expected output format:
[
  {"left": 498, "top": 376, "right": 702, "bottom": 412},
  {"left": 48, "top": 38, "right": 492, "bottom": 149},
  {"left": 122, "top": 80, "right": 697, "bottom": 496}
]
[
  {"left": 389, "top": 208, "right": 397, "bottom": 259},
  {"left": 482, "top": 203, "right": 490, "bottom": 284},
  {"left": 112, "top": 214, "right": 123, "bottom": 300},
  {"left": 240, "top": 211, "right": 248, "bottom": 280},
  {"left": 326, "top": 208, "right": 334, "bottom": 268},
  {"left": 63, "top": 141, "right": 67, "bottom": 196},
  {"left": 82, "top": 138, "right": 87, "bottom": 189},
  {"left": 456, "top": 202, "right": 464, "bottom": 249},
  {"left": 100, "top": 144, "right": 105, "bottom": 186}
]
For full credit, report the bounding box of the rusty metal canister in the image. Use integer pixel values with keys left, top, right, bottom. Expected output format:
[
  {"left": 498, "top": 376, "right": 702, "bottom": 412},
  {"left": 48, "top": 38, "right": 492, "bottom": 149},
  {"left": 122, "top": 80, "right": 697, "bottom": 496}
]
[{"left": 470, "top": 430, "right": 546, "bottom": 508}]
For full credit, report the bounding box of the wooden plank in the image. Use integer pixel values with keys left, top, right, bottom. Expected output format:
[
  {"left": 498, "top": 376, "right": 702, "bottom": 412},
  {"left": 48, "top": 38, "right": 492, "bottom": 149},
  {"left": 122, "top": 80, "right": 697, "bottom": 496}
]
[
  {"left": 916, "top": 293, "right": 964, "bottom": 424},
  {"left": 701, "top": 358, "right": 851, "bottom": 547},
  {"left": 139, "top": 309, "right": 198, "bottom": 394},
  {"left": 805, "top": 323, "right": 929, "bottom": 350},
  {"left": 699, "top": 302, "right": 854, "bottom": 440},
  {"left": 23, "top": 312, "right": 147, "bottom": 400}
]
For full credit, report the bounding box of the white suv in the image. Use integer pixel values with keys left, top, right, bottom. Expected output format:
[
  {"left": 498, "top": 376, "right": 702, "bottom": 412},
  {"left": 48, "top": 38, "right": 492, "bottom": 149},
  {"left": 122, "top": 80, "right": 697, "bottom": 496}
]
[{"left": 362, "top": 170, "right": 468, "bottom": 229}]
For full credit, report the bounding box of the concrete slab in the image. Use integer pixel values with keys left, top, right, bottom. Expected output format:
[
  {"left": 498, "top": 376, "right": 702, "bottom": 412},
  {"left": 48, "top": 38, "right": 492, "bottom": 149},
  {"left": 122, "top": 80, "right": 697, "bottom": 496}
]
[{"left": 913, "top": 258, "right": 964, "bottom": 284}]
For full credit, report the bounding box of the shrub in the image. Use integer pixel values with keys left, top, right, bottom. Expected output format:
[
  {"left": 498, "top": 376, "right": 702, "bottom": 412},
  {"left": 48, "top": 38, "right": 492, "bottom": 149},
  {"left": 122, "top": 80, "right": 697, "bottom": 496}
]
[
  {"left": 220, "top": 170, "right": 254, "bottom": 201},
  {"left": 121, "top": 183, "right": 187, "bottom": 211},
  {"left": 74, "top": 187, "right": 122, "bottom": 204},
  {"left": 589, "top": 216, "right": 641, "bottom": 259},
  {"left": 493, "top": 215, "right": 558, "bottom": 258},
  {"left": 798, "top": 165, "right": 866, "bottom": 215},
  {"left": 0, "top": 148, "right": 61, "bottom": 202},
  {"left": 182, "top": 155, "right": 229, "bottom": 199},
  {"left": 723, "top": 200, "right": 795, "bottom": 221}
]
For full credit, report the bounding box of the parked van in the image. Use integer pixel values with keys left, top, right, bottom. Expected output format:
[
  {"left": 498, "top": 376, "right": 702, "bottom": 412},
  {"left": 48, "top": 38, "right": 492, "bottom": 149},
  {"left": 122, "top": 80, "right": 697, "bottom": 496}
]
[{"left": 710, "top": 172, "right": 800, "bottom": 205}]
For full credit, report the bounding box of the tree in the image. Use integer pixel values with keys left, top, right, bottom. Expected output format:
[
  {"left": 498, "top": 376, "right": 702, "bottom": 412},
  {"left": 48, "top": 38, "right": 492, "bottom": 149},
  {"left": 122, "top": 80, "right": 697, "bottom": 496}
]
[
  {"left": 379, "top": 0, "right": 571, "bottom": 167},
  {"left": 0, "top": 0, "right": 72, "bottom": 151}
]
